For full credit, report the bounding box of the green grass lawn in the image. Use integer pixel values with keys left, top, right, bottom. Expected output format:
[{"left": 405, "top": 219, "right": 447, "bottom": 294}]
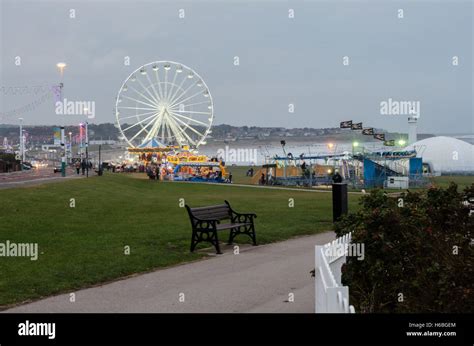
[
  {"left": 431, "top": 175, "right": 474, "bottom": 190},
  {"left": 0, "top": 173, "right": 360, "bottom": 308}
]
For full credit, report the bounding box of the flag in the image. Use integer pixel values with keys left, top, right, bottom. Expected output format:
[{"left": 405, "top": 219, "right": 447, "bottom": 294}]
[
  {"left": 362, "top": 128, "right": 373, "bottom": 135},
  {"left": 351, "top": 122, "right": 363, "bottom": 130},
  {"left": 340, "top": 120, "right": 352, "bottom": 128},
  {"left": 374, "top": 133, "right": 385, "bottom": 141},
  {"left": 383, "top": 140, "right": 395, "bottom": 146},
  {"left": 362, "top": 128, "right": 374, "bottom": 135},
  {"left": 53, "top": 127, "right": 61, "bottom": 145}
]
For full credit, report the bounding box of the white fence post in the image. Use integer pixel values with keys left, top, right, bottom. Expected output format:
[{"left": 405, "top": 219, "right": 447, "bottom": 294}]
[{"left": 315, "top": 233, "right": 355, "bottom": 313}]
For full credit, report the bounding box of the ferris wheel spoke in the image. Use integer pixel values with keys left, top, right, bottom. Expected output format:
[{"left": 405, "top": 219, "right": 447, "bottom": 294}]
[
  {"left": 122, "top": 113, "right": 157, "bottom": 132},
  {"left": 129, "top": 85, "right": 160, "bottom": 108},
  {"left": 118, "top": 106, "right": 157, "bottom": 111},
  {"left": 153, "top": 69, "right": 165, "bottom": 101},
  {"left": 129, "top": 115, "right": 158, "bottom": 142},
  {"left": 143, "top": 109, "right": 165, "bottom": 141},
  {"left": 172, "top": 109, "right": 212, "bottom": 115},
  {"left": 168, "top": 80, "right": 199, "bottom": 108},
  {"left": 170, "top": 100, "right": 210, "bottom": 109},
  {"left": 167, "top": 114, "right": 196, "bottom": 145},
  {"left": 169, "top": 111, "right": 205, "bottom": 138},
  {"left": 145, "top": 72, "right": 162, "bottom": 105},
  {"left": 164, "top": 68, "right": 169, "bottom": 100},
  {"left": 170, "top": 112, "right": 210, "bottom": 127},
  {"left": 163, "top": 113, "right": 182, "bottom": 143},
  {"left": 169, "top": 89, "right": 204, "bottom": 109},
  {"left": 165, "top": 69, "right": 179, "bottom": 104},
  {"left": 136, "top": 77, "right": 160, "bottom": 105},
  {"left": 121, "top": 95, "right": 158, "bottom": 109},
  {"left": 118, "top": 110, "right": 159, "bottom": 120},
  {"left": 168, "top": 73, "right": 188, "bottom": 107},
  {"left": 163, "top": 117, "right": 171, "bottom": 142}
]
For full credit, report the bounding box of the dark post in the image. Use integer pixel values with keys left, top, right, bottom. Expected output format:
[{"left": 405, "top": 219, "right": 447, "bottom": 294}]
[
  {"left": 98, "top": 144, "right": 103, "bottom": 176},
  {"left": 332, "top": 183, "right": 348, "bottom": 222},
  {"left": 86, "top": 146, "right": 89, "bottom": 178}
]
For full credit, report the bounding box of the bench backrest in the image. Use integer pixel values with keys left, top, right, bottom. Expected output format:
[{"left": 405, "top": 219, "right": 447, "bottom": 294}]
[{"left": 187, "top": 204, "right": 231, "bottom": 221}]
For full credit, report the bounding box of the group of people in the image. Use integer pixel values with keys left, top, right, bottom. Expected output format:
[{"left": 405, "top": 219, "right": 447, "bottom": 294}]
[
  {"left": 74, "top": 160, "right": 93, "bottom": 175},
  {"left": 146, "top": 164, "right": 163, "bottom": 180}
]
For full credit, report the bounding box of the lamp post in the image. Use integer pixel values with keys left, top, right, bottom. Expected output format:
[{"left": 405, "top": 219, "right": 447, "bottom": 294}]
[
  {"left": 79, "top": 123, "right": 84, "bottom": 159},
  {"left": 68, "top": 131, "right": 72, "bottom": 163},
  {"left": 18, "top": 117, "right": 23, "bottom": 168},
  {"left": 85, "top": 121, "right": 89, "bottom": 178},
  {"left": 57, "top": 62, "right": 67, "bottom": 177}
]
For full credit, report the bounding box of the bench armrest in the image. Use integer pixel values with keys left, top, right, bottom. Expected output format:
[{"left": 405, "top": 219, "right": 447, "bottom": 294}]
[
  {"left": 231, "top": 213, "right": 256, "bottom": 224},
  {"left": 224, "top": 200, "right": 257, "bottom": 223}
]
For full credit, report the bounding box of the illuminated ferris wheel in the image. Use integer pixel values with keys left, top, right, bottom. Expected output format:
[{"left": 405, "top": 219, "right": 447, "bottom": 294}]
[{"left": 115, "top": 61, "right": 214, "bottom": 148}]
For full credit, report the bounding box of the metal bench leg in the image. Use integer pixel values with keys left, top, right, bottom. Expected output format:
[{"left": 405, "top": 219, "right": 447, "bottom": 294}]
[
  {"left": 251, "top": 225, "right": 257, "bottom": 246},
  {"left": 190, "top": 231, "right": 198, "bottom": 252},
  {"left": 227, "top": 229, "right": 236, "bottom": 245},
  {"left": 212, "top": 230, "right": 223, "bottom": 254}
]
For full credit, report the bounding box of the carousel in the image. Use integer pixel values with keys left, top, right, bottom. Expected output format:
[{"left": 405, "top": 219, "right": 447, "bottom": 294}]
[{"left": 115, "top": 61, "right": 227, "bottom": 182}]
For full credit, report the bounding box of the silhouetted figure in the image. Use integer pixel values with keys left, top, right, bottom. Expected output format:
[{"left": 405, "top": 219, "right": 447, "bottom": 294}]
[
  {"left": 81, "top": 160, "right": 86, "bottom": 175},
  {"left": 332, "top": 171, "right": 343, "bottom": 183}
]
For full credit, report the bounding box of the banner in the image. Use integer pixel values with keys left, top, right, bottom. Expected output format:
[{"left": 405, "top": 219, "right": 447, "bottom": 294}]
[
  {"left": 374, "top": 133, "right": 385, "bottom": 141},
  {"left": 340, "top": 120, "right": 352, "bottom": 128},
  {"left": 362, "top": 128, "right": 374, "bottom": 135},
  {"left": 383, "top": 140, "right": 395, "bottom": 146},
  {"left": 351, "top": 122, "right": 363, "bottom": 130},
  {"left": 53, "top": 127, "right": 61, "bottom": 145}
]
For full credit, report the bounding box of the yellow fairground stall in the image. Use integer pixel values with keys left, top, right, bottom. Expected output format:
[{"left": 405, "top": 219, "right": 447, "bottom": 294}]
[{"left": 127, "top": 139, "right": 228, "bottom": 182}]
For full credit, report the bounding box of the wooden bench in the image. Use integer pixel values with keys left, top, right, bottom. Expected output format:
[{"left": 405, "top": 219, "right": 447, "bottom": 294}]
[{"left": 185, "top": 200, "right": 257, "bottom": 254}]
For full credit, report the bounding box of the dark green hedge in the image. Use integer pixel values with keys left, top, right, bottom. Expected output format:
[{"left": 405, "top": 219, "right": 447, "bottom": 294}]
[{"left": 335, "top": 183, "right": 474, "bottom": 313}]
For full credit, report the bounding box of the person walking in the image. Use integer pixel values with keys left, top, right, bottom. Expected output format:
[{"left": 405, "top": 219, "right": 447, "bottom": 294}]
[
  {"left": 81, "top": 159, "right": 86, "bottom": 175},
  {"left": 75, "top": 161, "right": 80, "bottom": 175}
]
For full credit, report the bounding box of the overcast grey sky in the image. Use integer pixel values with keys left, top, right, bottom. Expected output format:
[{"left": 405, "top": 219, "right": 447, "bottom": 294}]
[{"left": 0, "top": 0, "right": 472, "bottom": 134}]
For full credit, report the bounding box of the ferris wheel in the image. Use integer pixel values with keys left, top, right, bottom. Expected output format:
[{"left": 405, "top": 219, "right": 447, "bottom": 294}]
[{"left": 115, "top": 61, "right": 214, "bottom": 148}]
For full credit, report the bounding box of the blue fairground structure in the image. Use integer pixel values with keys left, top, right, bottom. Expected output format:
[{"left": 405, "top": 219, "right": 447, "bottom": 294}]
[
  {"left": 264, "top": 148, "right": 426, "bottom": 189},
  {"left": 172, "top": 161, "right": 228, "bottom": 183}
]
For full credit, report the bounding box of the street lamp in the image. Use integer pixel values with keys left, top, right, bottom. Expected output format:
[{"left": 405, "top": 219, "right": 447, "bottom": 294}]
[
  {"left": 398, "top": 139, "right": 406, "bottom": 147},
  {"left": 56, "top": 62, "right": 67, "bottom": 177},
  {"left": 18, "top": 117, "right": 23, "bottom": 168},
  {"left": 352, "top": 141, "right": 359, "bottom": 155},
  {"left": 56, "top": 62, "right": 66, "bottom": 77},
  {"left": 68, "top": 131, "right": 72, "bottom": 163}
]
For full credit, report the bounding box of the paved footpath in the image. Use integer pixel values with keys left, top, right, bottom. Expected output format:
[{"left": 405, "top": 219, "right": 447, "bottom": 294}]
[
  {"left": 5, "top": 232, "right": 335, "bottom": 313},
  {"left": 0, "top": 168, "right": 84, "bottom": 189}
]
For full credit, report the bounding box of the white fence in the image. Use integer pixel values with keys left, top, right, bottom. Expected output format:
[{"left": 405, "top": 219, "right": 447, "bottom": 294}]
[{"left": 315, "top": 233, "right": 355, "bottom": 313}]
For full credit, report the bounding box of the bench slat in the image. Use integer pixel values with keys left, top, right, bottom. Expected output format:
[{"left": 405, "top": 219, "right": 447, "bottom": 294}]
[
  {"left": 215, "top": 223, "right": 250, "bottom": 230},
  {"left": 190, "top": 205, "right": 231, "bottom": 220}
]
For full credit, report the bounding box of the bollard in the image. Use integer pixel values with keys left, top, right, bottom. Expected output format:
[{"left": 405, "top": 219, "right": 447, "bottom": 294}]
[{"left": 332, "top": 183, "right": 348, "bottom": 222}]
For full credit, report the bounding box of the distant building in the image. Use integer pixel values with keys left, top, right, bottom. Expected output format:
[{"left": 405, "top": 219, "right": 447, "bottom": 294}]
[
  {"left": 41, "top": 144, "right": 61, "bottom": 151},
  {"left": 405, "top": 136, "right": 474, "bottom": 173},
  {"left": 89, "top": 139, "right": 117, "bottom": 145}
]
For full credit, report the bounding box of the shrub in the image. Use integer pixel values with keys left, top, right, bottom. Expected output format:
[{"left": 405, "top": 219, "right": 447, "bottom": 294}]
[{"left": 335, "top": 183, "right": 474, "bottom": 313}]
